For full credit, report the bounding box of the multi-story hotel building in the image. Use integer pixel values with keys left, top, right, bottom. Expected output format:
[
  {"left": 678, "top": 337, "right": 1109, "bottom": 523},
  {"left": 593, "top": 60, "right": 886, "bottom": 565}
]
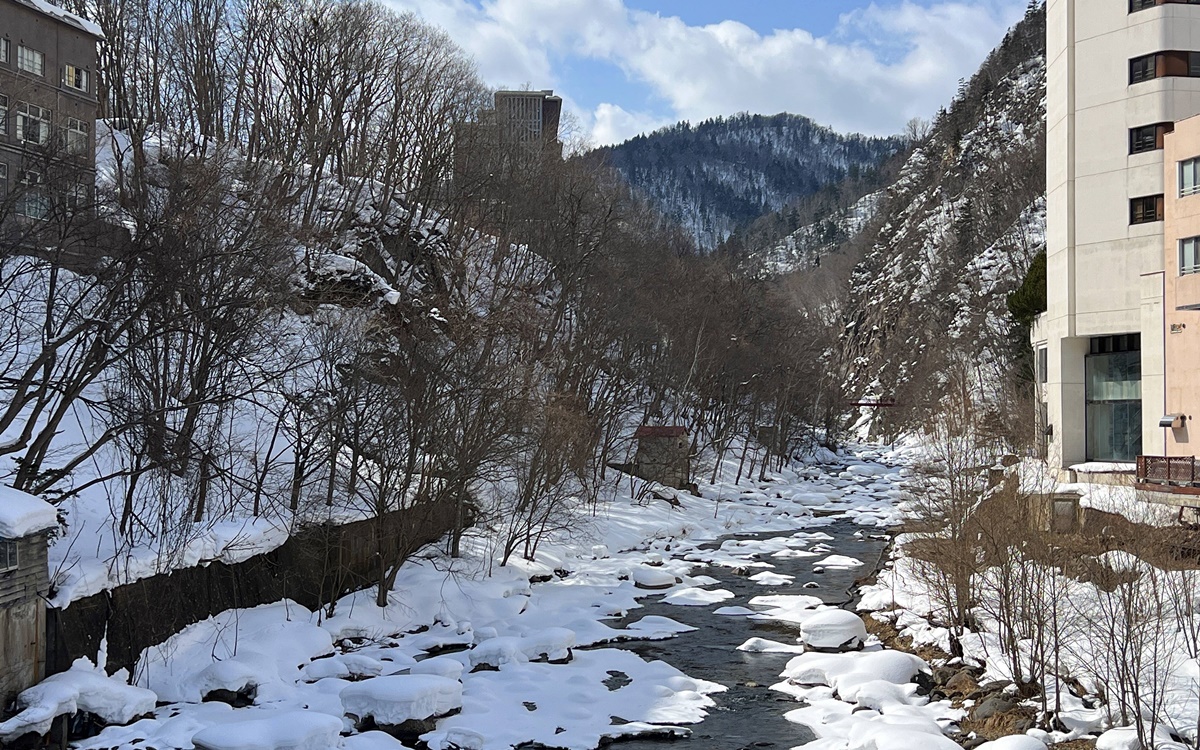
[
  {"left": 1034, "top": 0, "right": 1200, "bottom": 472},
  {"left": 0, "top": 0, "right": 103, "bottom": 226}
]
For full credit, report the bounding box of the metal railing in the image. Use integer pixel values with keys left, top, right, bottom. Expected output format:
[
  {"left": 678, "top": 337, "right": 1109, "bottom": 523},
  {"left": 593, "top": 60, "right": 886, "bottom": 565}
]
[{"left": 1138, "top": 455, "right": 1198, "bottom": 485}]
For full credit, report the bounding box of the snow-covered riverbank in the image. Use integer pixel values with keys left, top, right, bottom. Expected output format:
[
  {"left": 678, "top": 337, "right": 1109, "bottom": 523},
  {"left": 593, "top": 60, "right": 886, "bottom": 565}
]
[{"left": 3, "top": 443, "right": 949, "bottom": 750}]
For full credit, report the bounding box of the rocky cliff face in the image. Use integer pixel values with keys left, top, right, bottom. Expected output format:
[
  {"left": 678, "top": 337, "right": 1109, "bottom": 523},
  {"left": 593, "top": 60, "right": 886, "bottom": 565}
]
[{"left": 838, "top": 2, "right": 1046, "bottom": 438}]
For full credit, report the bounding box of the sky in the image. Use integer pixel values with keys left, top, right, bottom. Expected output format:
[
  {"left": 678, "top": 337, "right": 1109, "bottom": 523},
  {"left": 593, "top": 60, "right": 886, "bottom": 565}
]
[{"left": 382, "top": 0, "right": 1031, "bottom": 146}]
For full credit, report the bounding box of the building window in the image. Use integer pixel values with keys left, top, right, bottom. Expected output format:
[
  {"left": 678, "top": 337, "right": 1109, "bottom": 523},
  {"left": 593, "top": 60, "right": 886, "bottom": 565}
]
[
  {"left": 0, "top": 540, "right": 16, "bottom": 572},
  {"left": 1130, "top": 194, "right": 1165, "bottom": 224},
  {"left": 17, "top": 46, "right": 44, "bottom": 76},
  {"left": 1183, "top": 158, "right": 1200, "bottom": 197},
  {"left": 1130, "top": 51, "right": 1200, "bottom": 84},
  {"left": 1132, "top": 0, "right": 1200, "bottom": 9},
  {"left": 1131, "top": 54, "right": 1158, "bottom": 83},
  {"left": 15, "top": 103, "right": 51, "bottom": 146},
  {"left": 1183, "top": 237, "right": 1200, "bottom": 275},
  {"left": 64, "top": 183, "right": 88, "bottom": 212},
  {"left": 0, "top": 163, "right": 7, "bottom": 197},
  {"left": 1037, "top": 347, "right": 1048, "bottom": 384},
  {"left": 64, "top": 64, "right": 89, "bottom": 93},
  {"left": 64, "top": 117, "right": 89, "bottom": 155},
  {"left": 1130, "top": 122, "right": 1175, "bottom": 154},
  {"left": 0, "top": 38, "right": 9, "bottom": 65},
  {"left": 16, "top": 171, "right": 48, "bottom": 220},
  {"left": 0, "top": 94, "right": 7, "bottom": 137}
]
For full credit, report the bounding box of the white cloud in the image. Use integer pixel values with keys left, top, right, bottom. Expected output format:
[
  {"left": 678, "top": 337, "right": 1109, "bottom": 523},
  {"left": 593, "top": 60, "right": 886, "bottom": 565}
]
[
  {"left": 589, "top": 103, "right": 672, "bottom": 147},
  {"left": 382, "top": 0, "right": 1030, "bottom": 145}
]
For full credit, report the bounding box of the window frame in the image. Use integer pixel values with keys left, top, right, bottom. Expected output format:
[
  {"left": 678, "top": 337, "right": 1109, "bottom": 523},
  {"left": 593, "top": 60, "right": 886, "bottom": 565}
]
[
  {"left": 64, "top": 64, "right": 90, "bottom": 94},
  {"left": 63, "top": 117, "right": 89, "bottom": 155},
  {"left": 1131, "top": 195, "right": 1165, "bottom": 224},
  {"left": 0, "top": 94, "right": 7, "bottom": 137},
  {"left": 15, "top": 102, "right": 51, "bottom": 146},
  {"left": 1130, "top": 122, "right": 1175, "bottom": 154},
  {"left": 0, "top": 38, "right": 9, "bottom": 65},
  {"left": 1131, "top": 53, "right": 1158, "bottom": 84},
  {"left": 0, "top": 540, "right": 17, "bottom": 573},
  {"left": 1132, "top": 0, "right": 1200, "bottom": 9},
  {"left": 1182, "top": 157, "right": 1200, "bottom": 197},
  {"left": 1182, "top": 237, "right": 1200, "bottom": 276},
  {"left": 17, "top": 46, "right": 45, "bottom": 77}
]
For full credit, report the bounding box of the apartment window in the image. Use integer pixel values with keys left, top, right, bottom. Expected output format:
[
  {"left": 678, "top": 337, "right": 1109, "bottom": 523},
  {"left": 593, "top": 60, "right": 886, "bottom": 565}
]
[
  {"left": 64, "top": 183, "right": 88, "bottom": 212},
  {"left": 1130, "top": 51, "right": 1200, "bottom": 84},
  {"left": 1184, "top": 158, "right": 1200, "bottom": 197},
  {"left": 1131, "top": 194, "right": 1165, "bottom": 224},
  {"left": 0, "top": 163, "right": 7, "bottom": 195},
  {"left": 16, "top": 171, "right": 48, "bottom": 220},
  {"left": 15, "top": 103, "right": 50, "bottom": 146},
  {"left": 1132, "top": 0, "right": 1200, "bottom": 9},
  {"left": 1130, "top": 122, "right": 1175, "bottom": 154},
  {"left": 17, "top": 46, "right": 44, "bottom": 77},
  {"left": 0, "top": 38, "right": 9, "bottom": 64},
  {"left": 63, "top": 117, "right": 88, "bottom": 155},
  {"left": 0, "top": 94, "right": 7, "bottom": 137},
  {"left": 1037, "top": 347, "right": 1049, "bottom": 385},
  {"left": 1182, "top": 237, "right": 1200, "bottom": 275},
  {"left": 1131, "top": 53, "right": 1158, "bottom": 83},
  {"left": 0, "top": 540, "right": 16, "bottom": 573},
  {"left": 64, "top": 64, "right": 89, "bottom": 93},
  {"left": 1086, "top": 335, "right": 1142, "bottom": 462}
]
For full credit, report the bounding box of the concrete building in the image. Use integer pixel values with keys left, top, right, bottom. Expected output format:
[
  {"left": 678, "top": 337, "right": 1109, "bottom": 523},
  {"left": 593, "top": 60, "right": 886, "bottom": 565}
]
[
  {"left": 0, "top": 0, "right": 103, "bottom": 228},
  {"left": 1034, "top": 0, "right": 1200, "bottom": 471},
  {"left": 493, "top": 90, "right": 563, "bottom": 146}
]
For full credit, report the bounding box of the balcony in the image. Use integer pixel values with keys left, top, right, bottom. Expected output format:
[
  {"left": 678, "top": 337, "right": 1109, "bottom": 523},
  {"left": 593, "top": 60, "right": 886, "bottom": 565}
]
[{"left": 1136, "top": 455, "right": 1200, "bottom": 498}]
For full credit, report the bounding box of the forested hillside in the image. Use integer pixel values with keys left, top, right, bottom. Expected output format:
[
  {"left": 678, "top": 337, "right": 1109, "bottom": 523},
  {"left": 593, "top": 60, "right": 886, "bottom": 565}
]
[{"left": 595, "top": 114, "right": 905, "bottom": 250}]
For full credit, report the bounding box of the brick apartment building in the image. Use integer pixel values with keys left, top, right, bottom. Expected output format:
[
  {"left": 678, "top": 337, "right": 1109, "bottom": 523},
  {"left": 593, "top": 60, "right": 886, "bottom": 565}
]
[{"left": 0, "top": 0, "right": 102, "bottom": 227}]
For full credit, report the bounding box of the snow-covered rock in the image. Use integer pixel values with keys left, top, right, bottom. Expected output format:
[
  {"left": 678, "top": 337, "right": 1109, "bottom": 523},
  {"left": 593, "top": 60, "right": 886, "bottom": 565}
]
[
  {"left": 0, "top": 658, "right": 155, "bottom": 742},
  {"left": 661, "top": 587, "right": 735, "bottom": 606},
  {"left": 799, "top": 610, "right": 868, "bottom": 651},
  {"left": 631, "top": 565, "right": 677, "bottom": 589},
  {"left": 190, "top": 710, "right": 343, "bottom": 750},
  {"left": 341, "top": 675, "right": 463, "bottom": 725}
]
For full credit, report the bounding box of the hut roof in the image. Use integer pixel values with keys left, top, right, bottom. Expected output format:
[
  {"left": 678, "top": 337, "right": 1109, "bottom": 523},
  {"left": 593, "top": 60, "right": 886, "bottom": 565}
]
[{"left": 633, "top": 426, "right": 687, "bottom": 439}]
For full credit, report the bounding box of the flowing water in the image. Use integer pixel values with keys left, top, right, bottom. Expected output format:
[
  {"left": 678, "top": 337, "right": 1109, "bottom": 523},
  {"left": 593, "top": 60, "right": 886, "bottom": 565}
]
[{"left": 611, "top": 521, "right": 890, "bottom": 750}]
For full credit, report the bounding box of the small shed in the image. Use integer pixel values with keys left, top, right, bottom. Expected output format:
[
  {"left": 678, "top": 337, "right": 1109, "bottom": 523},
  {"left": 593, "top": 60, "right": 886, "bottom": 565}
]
[
  {"left": 633, "top": 426, "right": 691, "bottom": 489},
  {"left": 0, "top": 485, "right": 58, "bottom": 707}
]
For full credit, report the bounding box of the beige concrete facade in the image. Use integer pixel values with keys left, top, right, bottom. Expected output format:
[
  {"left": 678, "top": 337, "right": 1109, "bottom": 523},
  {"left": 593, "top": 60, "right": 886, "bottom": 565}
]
[
  {"left": 1038, "top": 0, "right": 1200, "bottom": 469},
  {"left": 1163, "top": 115, "right": 1200, "bottom": 455}
]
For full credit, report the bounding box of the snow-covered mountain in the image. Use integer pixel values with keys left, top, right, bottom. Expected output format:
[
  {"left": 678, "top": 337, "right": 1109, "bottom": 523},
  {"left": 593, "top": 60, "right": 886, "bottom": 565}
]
[{"left": 594, "top": 114, "right": 905, "bottom": 250}]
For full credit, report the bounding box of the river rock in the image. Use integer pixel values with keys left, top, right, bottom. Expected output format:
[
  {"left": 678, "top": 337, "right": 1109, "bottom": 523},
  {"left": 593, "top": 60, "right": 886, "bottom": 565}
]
[
  {"left": 972, "top": 695, "right": 1016, "bottom": 721},
  {"left": 798, "top": 610, "right": 867, "bottom": 651}
]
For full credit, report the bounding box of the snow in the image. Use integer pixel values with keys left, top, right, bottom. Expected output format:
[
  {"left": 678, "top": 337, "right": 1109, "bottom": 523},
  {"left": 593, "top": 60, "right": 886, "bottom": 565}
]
[
  {"left": 341, "top": 675, "right": 463, "bottom": 725},
  {"left": 631, "top": 565, "right": 677, "bottom": 588},
  {"left": 661, "top": 586, "right": 735, "bottom": 606},
  {"left": 976, "top": 736, "right": 1048, "bottom": 750},
  {"left": 0, "top": 484, "right": 58, "bottom": 538},
  {"left": 1070, "top": 462, "right": 1135, "bottom": 474},
  {"left": 0, "top": 658, "right": 156, "bottom": 742},
  {"left": 190, "top": 711, "right": 344, "bottom": 750},
  {"left": 749, "top": 571, "right": 795, "bottom": 586},
  {"left": 813, "top": 554, "right": 865, "bottom": 569},
  {"left": 33, "top": 444, "right": 942, "bottom": 750},
  {"left": 799, "top": 609, "right": 868, "bottom": 650},
  {"left": 19, "top": 0, "right": 105, "bottom": 38}
]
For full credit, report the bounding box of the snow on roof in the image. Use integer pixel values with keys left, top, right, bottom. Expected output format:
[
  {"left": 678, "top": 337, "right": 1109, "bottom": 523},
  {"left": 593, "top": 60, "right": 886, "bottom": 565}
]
[
  {"left": 0, "top": 485, "right": 59, "bottom": 538},
  {"left": 12, "top": 0, "right": 105, "bottom": 39},
  {"left": 633, "top": 426, "right": 687, "bottom": 439}
]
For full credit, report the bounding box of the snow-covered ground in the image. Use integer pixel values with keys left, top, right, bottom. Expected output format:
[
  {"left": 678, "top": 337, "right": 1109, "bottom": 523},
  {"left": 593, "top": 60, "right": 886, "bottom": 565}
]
[{"left": 4, "top": 441, "right": 966, "bottom": 750}]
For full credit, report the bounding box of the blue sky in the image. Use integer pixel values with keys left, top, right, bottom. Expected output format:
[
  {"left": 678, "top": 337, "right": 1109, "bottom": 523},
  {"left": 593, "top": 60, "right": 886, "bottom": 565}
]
[{"left": 385, "top": 0, "right": 1031, "bottom": 145}]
